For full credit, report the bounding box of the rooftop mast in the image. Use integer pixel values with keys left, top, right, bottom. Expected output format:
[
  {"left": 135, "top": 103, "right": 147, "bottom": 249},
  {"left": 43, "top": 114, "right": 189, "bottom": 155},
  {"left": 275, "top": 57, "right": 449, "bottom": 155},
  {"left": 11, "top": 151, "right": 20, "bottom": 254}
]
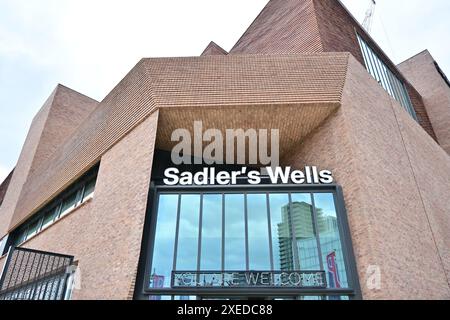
[{"left": 362, "top": 0, "right": 377, "bottom": 33}]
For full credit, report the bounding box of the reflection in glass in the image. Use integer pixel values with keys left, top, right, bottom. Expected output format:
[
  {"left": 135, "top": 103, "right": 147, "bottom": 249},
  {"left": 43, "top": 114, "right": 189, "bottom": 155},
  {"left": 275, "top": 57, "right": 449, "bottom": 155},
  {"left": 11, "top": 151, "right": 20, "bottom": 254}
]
[
  {"left": 201, "top": 194, "right": 222, "bottom": 270},
  {"left": 60, "top": 193, "right": 77, "bottom": 217},
  {"left": 224, "top": 194, "right": 246, "bottom": 270},
  {"left": 150, "top": 195, "right": 178, "bottom": 288},
  {"left": 174, "top": 296, "right": 197, "bottom": 300},
  {"left": 149, "top": 295, "right": 172, "bottom": 301},
  {"left": 247, "top": 194, "right": 271, "bottom": 270},
  {"left": 314, "top": 193, "right": 348, "bottom": 289},
  {"left": 41, "top": 207, "right": 59, "bottom": 230},
  {"left": 269, "top": 194, "right": 292, "bottom": 271},
  {"left": 83, "top": 178, "right": 96, "bottom": 200},
  {"left": 25, "top": 219, "right": 40, "bottom": 241},
  {"left": 291, "top": 193, "right": 321, "bottom": 271},
  {"left": 176, "top": 195, "right": 201, "bottom": 271}
]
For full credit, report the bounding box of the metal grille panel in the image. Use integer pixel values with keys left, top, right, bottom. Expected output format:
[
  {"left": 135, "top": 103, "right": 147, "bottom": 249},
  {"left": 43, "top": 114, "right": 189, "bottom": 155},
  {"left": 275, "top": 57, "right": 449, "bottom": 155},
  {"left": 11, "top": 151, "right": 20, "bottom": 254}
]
[{"left": 0, "top": 247, "right": 74, "bottom": 300}]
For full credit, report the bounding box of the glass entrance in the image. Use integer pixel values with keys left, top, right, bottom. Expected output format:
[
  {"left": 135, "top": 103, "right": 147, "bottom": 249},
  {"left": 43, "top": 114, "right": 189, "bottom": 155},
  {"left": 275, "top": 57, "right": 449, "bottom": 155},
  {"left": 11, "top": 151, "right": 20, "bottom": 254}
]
[{"left": 142, "top": 185, "right": 360, "bottom": 300}]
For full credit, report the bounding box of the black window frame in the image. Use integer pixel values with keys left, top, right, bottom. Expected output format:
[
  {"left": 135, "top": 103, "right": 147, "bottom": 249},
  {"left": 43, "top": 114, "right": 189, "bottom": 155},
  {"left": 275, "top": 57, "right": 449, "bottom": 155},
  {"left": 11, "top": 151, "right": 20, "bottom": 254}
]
[
  {"left": 1, "top": 163, "right": 99, "bottom": 256},
  {"left": 356, "top": 32, "right": 418, "bottom": 121},
  {"left": 139, "top": 183, "right": 362, "bottom": 300}
]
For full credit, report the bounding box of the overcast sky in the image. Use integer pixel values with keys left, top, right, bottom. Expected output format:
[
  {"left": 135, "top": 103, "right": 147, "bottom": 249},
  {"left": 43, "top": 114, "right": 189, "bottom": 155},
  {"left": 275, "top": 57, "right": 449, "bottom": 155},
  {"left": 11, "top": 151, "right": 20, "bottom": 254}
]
[{"left": 1, "top": 0, "right": 449, "bottom": 182}]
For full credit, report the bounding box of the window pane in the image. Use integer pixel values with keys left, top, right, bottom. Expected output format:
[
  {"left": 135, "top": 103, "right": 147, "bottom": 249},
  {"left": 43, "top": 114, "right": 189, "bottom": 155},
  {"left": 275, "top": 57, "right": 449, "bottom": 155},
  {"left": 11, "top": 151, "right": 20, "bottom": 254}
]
[
  {"left": 176, "top": 195, "right": 200, "bottom": 270},
  {"left": 83, "top": 178, "right": 96, "bottom": 200},
  {"left": 224, "top": 194, "right": 246, "bottom": 270},
  {"left": 291, "top": 194, "right": 321, "bottom": 271},
  {"left": 60, "top": 193, "right": 77, "bottom": 217},
  {"left": 42, "top": 207, "right": 59, "bottom": 229},
  {"left": 174, "top": 295, "right": 197, "bottom": 300},
  {"left": 268, "top": 194, "right": 293, "bottom": 271},
  {"left": 149, "top": 295, "right": 172, "bottom": 301},
  {"left": 201, "top": 194, "right": 222, "bottom": 271},
  {"left": 313, "top": 193, "right": 348, "bottom": 289},
  {"left": 150, "top": 194, "right": 178, "bottom": 289},
  {"left": 25, "top": 220, "right": 41, "bottom": 240},
  {"left": 247, "top": 194, "right": 271, "bottom": 270},
  {"left": 14, "top": 229, "right": 27, "bottom": 246}
]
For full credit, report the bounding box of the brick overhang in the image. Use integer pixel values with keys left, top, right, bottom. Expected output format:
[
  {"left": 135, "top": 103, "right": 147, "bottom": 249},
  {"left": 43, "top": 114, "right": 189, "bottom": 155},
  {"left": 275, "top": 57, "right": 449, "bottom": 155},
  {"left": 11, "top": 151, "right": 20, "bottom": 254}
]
[{"left": 10, "top": 52, "right": 349, "bottom": 230}]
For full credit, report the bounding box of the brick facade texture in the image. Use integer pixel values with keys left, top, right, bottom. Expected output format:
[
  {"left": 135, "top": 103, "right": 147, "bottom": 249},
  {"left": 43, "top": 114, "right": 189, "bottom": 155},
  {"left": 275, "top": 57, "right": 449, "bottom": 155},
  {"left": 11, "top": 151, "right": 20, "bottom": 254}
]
[
  {"left": 1, "top": 0, "right": 450, "bottom": 300},
  {"left": 1, "top": 112, "right": 158, "bottom": 299},
  {"left": 398, "top": 50, "right": 450, "bottom": 154},
  {"left": 0, "top": 170, "right": 13, "bottom": 207},
  {"left": 0, "top": 85, "right": 98, "bottom": 237},
  {"left": 282, "top": 56, "right": 450, "bottom": 299},
  {"left": 231, "top": 0, "right": 438, "bottom": 142}
]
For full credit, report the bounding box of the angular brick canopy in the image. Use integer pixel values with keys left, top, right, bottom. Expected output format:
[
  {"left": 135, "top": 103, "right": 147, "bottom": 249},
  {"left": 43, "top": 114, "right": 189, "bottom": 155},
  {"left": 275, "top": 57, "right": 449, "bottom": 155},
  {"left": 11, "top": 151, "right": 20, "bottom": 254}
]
[
  {"left": 231, "top": 0, "right": 437, "bottom": 141},
  {"left": 0, "top": 85, "right": 98, "bottom": 236},
  {"left": 10, "top": 53, "right": 349, "bottom": 230}
]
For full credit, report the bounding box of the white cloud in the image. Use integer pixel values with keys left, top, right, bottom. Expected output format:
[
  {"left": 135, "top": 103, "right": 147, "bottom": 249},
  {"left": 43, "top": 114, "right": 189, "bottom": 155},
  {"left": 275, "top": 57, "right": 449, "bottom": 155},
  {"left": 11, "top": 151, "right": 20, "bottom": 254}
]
[{"left": 0, "top": 0, "right": 449, "bottom": 173}]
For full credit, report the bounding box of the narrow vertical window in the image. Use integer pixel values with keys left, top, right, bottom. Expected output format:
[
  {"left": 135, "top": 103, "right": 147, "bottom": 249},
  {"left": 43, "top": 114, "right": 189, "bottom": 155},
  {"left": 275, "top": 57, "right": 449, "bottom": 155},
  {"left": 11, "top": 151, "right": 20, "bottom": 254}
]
[
  {"left": 224, "top": 194, "right": 246, "bottom": 271},
  {"left": 291, "top": 193, "right": 321, "bottom": 271},
  {"left": 200, "top": 194, "right": 222, "bottom": 271},
  {"left": 356, "top": 34, "right": 417, "bottom": 120},
  {"left": 313, "top": 193, "right": 348, "bottom": 289},
  {"left": 175, "top": 195, "right": 201, "bottom": 271},
  {"left": 268, "top": 193, "right": 293, "bottom": 271},
  {"left": 247, "top": 194, "right": 271, "bottom": 270},
  {"left": 150, "top": 194, "right": 178, "bottom": 288}
]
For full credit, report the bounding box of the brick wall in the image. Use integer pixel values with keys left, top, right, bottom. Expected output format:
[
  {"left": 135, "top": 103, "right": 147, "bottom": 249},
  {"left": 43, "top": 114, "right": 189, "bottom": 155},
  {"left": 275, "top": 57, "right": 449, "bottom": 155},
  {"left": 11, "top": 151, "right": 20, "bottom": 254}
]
[
  {"left": 0, "top": 170, "right": 14, "bottom": 207},
  {"left": 230, "top": 0, "right": 438, "bottom": 142},
  {"left": 399, "top": 50, "right": 450, "bottom": 154},
  {"left": 8, "top": 112, "right": 158, "bottom": 299},
  {"left": 282, "top": 56, "right": 450, "bottom": 299}
]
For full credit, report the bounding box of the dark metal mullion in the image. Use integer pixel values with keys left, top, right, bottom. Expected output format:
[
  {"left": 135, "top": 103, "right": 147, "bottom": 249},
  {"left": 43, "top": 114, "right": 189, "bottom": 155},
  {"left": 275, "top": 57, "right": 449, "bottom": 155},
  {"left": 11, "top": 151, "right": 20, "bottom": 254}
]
[
  {"left": 6, "top": 250, "right": 22, "bottom": 289},
  {"left": 47, "top": 257, "right": 61, "bottom": 299},
  {"left": 376, "top": 57, "right": 393, "bottom": 97},
  {"left": 24, "top": 250, "right": 37, "bottom": 285},
  {"left": 310, "top": 193, "right": 324, "bottom": 272},
  {"left": 244, "top": 193, "right": 249, "bottom": 271},
  {"left": 172, "top": 195, "right": 182, "bottom": 272},
  {"left": 30, "top": 253, "right": 44, "bottom": 300},
  {"left": 39, "top": 256, "right": 54, "bottom": 300},
  {"left": 399, "top": 81, "right": 415, "bottom": 117},
  {"left": 360, "top": 37, "right": 380, "bottom": 83},
  {"left": 266, "top": 193, "right": 274, "bottom": 272},
  {"left": 80, "top": 184, "right": 87, "bottom": 203},
  {"left": 366, "top": 44, "right": 384, "bottom": 87},
  {"left": 196, "top": 194, "right": 203, "bottom": 284},
  {"left": 394, "top": 76, "right": 409, "bottom": 110},
  {"left": 221, "top": 193, "right": 225, "bottom": 275},
  {"left": 389, "top": 70, "right": 408, "bottom": 109},
  {"left": 373, "top": 52, "right": 390, "bottom": 92},
  {"left": 380, "top": 62, "right": 396, "bottom": 98},
  {"left": 288, "top": 193, "right": 301, "bottom": 270},
  {"left": 17, "top": 251, "right": 31, "bottom": 299},
  {"left": 13, "top": 252, "right": 25, "bottom": 300},
  {"left": 402, "top": 82, "right": 417, "bottom": 120},
  {"left": 36, "top": 256, "right": 50, "bottom": 300},
  {"left": 357, "top": 35, "right": 370, "bottom": 70}
]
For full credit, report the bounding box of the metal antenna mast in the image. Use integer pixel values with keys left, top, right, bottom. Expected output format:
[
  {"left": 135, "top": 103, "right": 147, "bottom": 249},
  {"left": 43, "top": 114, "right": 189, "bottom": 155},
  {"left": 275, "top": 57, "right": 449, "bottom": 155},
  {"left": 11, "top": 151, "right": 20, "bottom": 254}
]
[{"left": 362, "top": 0, "right": 377, "bottom": 33}]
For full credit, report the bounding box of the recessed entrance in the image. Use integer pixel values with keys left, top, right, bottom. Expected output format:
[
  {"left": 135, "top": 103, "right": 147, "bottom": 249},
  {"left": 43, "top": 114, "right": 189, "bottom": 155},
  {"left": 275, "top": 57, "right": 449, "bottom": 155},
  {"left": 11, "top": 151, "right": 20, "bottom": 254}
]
[{"left": 137, "top": 182, "right": 361, "bottom": 300}]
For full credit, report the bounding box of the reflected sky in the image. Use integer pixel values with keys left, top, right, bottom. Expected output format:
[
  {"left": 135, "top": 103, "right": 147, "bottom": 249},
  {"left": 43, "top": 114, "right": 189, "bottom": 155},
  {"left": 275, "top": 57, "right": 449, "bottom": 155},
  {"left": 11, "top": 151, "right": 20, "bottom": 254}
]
[
  {"left": 176, "top": 195, "right": 200, "bottom": 270},
  {"left": 247, "top": 194, "right": 271, "bottom": 270},
  {"left": 224, "top": 194, "right": 246, "bottom": 270},
  {"left": 149, "top": 191, "right": 349, "bottom": 290},
  {"left": 201, "top": 194, "right": 222, "bottom": 270},
  {"left": 150, "top": 194, "right": 178, "bottom": 288}
]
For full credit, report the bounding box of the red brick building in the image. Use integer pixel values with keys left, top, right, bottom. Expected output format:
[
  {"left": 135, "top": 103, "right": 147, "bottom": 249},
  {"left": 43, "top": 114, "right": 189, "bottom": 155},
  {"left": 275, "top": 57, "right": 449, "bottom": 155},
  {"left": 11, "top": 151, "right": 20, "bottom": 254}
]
[{"left": 0, "top": 0, "right": 449, "bottom": 300}]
